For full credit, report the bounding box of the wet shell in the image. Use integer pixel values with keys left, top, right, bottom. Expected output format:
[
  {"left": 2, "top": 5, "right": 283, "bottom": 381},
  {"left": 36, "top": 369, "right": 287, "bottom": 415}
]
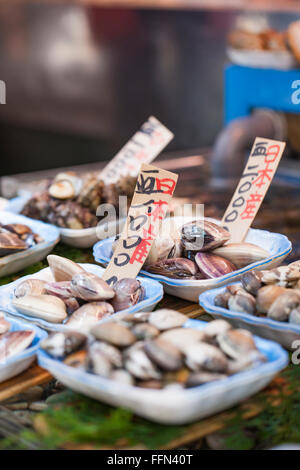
[
  {"left": 124, "top": 342, "right": 161, "bottom": 380},
  {"left": 144, "top": 338, "right": 183, "bottom": 371},
  {"left": 195, "top": 252, "right": 236, "bottom": 279},
  {"left": 145, "top": 258, "right": 198, "bottom": 279},
  {"left": 0, "top": 232, "right": 28, "bottom": 256},
  {"left": 49, "top": 172, "right": 83, "bottom": 199},
  {"left": 65, "top": 302, "right": 114, "bottom": 333},
  {"left": 144, "top": 235, "right": 177, "bottom": 266},
  {"left": 148, "top": 309, "right": 187, "bottom": 330},
  {"left": 228, "top": 291, "right": 256, "bottom": 315},
  {"left": 40, "top": 331, "right": 87, "bottom": 359},
  {"left": 181, "top": 220, "right": 230, "bottom": 252},
  {"left": 70, "top": 272, "right": 115, "bottom": 301},
  {"left": 111, "top": 278, "right": 145, "bottom": 311},
  {"left": 91, "top": 322, "right": 136, "bottom": 347},
  {"left": 184, "top": 342, "right": 228, "bottom": 373},
  {"left": 47, "top": 255, "right": 85, "bottom": 282},
  {"left": 12, "top": 295, "right": 67, "bottom": 323},
  {"left": 241, "top": 271, "right": 263, "bottom": 295},
  {"left": 0, "top": 330, "right": 35, "bottom": 361},
  {"left": 110, "top": 369, "right": 135, "bottom": 386},
  {"left": 256, "top": 285, "right": 287, "bottom": 314},
  {"left": 89, "top": 341, "right": 122, "bottom": 368},
  {"left": 267, "top": 291, "right": 300, "bottom": 322},
  {"left": 289, "top": 307, "right": 300, "bottom": 325},
  {"left": 86, "top": 349, "right": 113, "bottom": 377},
  {"left": 131, "top": 323, "right": 160, "bottom": 340},
  {"left": 202, "top": 320, "right": 232, "bottom": 340},
  {"left": 14, "top": 279, "right": 47, "bottom": 298},
  {"left": 214, "top": 291, "right": 231, "bottom": 309},
  {"left": 45, "top": 281, "right": 73, "bottom": 299},
  {"left": 159, "top": 328, "right": 205, "bottom": 352},
  {"left": 217, "top": 329, "right": 257, "bottom": 360},
  {"left": 212, "top": 243, "right": 270, "bottom": 269}
]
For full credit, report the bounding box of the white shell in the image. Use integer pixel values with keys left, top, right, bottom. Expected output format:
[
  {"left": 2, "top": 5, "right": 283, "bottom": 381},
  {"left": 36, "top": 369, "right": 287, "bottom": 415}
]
[{"left": 12, "top": 295, "right": 67, "bottom": 323}]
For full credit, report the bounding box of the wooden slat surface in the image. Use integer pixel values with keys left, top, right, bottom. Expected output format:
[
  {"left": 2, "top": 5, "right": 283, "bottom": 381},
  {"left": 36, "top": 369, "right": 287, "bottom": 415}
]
[{"left": 0, "top": 363, "right": 52, "bottom": 403}]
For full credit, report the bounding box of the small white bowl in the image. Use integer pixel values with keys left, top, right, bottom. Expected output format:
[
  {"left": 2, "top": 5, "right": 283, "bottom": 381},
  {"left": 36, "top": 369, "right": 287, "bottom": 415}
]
[
  {"left": 6, "top": 195, "right": 126, "bottom": 249},
  {"left": 37, "top": 318, "right": 288, "bottom": 424},
  {"left": 0, "top": 212, "right": 60, "bottom": 278},
  {"left": 199, "top": 283, "right": 300, "bottom": 351},
  {"left": 227, "top": 47, "right": 298, "bottom": 70},
  {"left": 0, "top": 315, "right": 47, "bottom": 383},
  {"left": 93, "top": 216, "right": 292, "bottom": 303},
  {"left": 0, "top": 263, "right": 163, "bottom": 331}
]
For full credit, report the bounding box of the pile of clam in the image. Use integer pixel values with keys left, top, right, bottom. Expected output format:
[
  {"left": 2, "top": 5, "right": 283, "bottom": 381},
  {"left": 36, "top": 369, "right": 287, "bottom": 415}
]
[
  {"left": 21, "top": 171, "right": 136, "bottom": 229},
  {"left": 0, "top": 223, "right": 44, "bottom": 257},
  {"left": 215, "top": 260, "right": 300, "bottom": 324},
  {"left": 0, "top": 313, "right": 35, "bottom": 362},
  {"left": 141, "top": 219, "right": 270, "bottom": 280},
  {"left": 41, "top": 311, "right": 266, "bottom": 389},
  {"left": 12, "top": 255, "right": 144, "bottom": 331}
]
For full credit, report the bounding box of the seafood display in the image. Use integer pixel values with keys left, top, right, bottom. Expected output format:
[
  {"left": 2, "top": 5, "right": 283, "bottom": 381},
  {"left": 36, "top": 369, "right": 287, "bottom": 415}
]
[
  {"left": 40, "top": 312, "right": 266, "bottom": 390},
  {"left": 12, "top": 255, "right": 145, "bottom": 330},
  {"left": 0, "top": 313, "right": 35, "bottom": 362},
  {"left": 21, "top": 171, "right": 137, "bottom": 229},
  {"left": 135, "top": 219, "right": 270, "bottom": 280},
  {"left": 214, "top": 260, "right": 300, "bottom": 324},
  {"left": 0, "top": 223, "right": 44, "bottom": 257}
]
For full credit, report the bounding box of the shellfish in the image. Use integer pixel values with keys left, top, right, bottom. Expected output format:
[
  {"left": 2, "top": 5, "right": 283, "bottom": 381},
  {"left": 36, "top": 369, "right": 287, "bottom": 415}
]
[
  {"left": 144, "top": 338, "right": 183, "bottom": 371},
  {"left": 212, "top": 243, "right": 270, "bottom": 269},
  {"left": 111, "top": 278, "right": 145, "bottom": 311},
  {"left": 70, "top": 272, "right": 115, "bottom": 301},
  {"left": 0, "top": 330, "right": 35, "bottom": 361},
  {"left": 40, "top": 331, "right": 87, "bottom": 359},
  {"left": 91, "top": 322, "right": 136, "bottom": 347},
  {"left": 181, "top": 220, "right": 230, "bottom": 252},
  {"left": 14, "top": 279, "right": 47, "bottom": 298},
  {"left": 184, "top": 342, "right": 228, "bottom": 373},
  {"left": 145, "top": 258, "right": 199, "bottom": 279},
  {"left": 0, "top": 232, "right": 28, "bottom": 256},
  {"left": 148, "top": 309, "right": 187, "bottom": 330},
  {"left": 12, "top": 294, "right": 67, "bottom": 323},
  {"left": 195, "top": 252, "right": 236, "bottom": 278},
  {"left": 65, "top": 302, "right": 114, "bottom": 332},
  {"left": 47, "top": 255, "right": 85, "bottom": 282}
]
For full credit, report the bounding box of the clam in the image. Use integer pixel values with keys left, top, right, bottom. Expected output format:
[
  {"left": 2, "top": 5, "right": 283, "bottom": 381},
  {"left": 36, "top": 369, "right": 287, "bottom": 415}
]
[
  {"left": 2, "top": 224, "right": 32, "bottom": 237},
  {"left": 256, "top": 285, "right": 287, "bottom": 314},
  {"left": 195, "top": 252, "right": 236, "bottom": 279},
  {"left": 47, "top": 255, "right": 85, "bottom": 282},
  {"left": 45, "top": 281, "right": 73, "bottom": 299},
  {"left": 131, "top": 323, "right": 159, "bottom": 340},
  {"left": 145, "top": 258, "right": 199, "bottom": 279},
  {"left": 0, "top": 313, "right": 10, "bottom": 335},
  {"left": 267, "top": 291, "right": 300, "bottom": 322},
  {"left": 49, "top": 172, "right": 83, "bottom": 199},
  {"left": 14, "top": 279, "right": 47, "bottom": 298},
  {"left": 89, "top": 341, "right": 122, "bottom": 368},
  {"left": 214, "top": 291, "right": 231, "bottom": 309},
  {"left": 0, "top": 330, "right": 35, "bottom": 362},
  {"left": 111, "top": 278, "right": 145, "bottom": 311},
  {"left": 227, "top": 350, "right": 267, "bottom": 374},
  {"left": 185, "top": 342, "right": 228, "bottom": 373},
  {"left": 40, "top": 331, "right": 87, "bottom": 359},
  {"left": 212, "top": 243, "right": 270, "bottom": 269},
  {"left": 241, "top": 271, "right": 263, "bottom": 295},
  {"left": 121, "top": 311, "right": 150, "bottom": 324},
  {"left": 181, "top": 220, "right": 230, "bottom": 252},
  {"left": 144, "top": 233, "right": 181, "bottom": 266},
  {"left": 61, "top": 297, "right": 80, "bottom": 315},
  {"left": 70, "top": 272, "right": 115, "bottom": 301},
  {"left": 186, "top": 372, "right": 227, "bottom": 388},
  {"left": 91, "top": 322, "right": 136, "bottom": 347},
  {"left": 110, "top": 369, "right": 135, "bottom": 386},
  {"left": 260, "top": 266, "right": 300, "bottom": 287},
  {"left": 160, "top": 328, "right": 205, "bottom": 352},
  {"left": 124, "top": 342, "right": 161, "bottom": 380},
  {"left": 144, "top": 338, "right": 183, "bottom": 371},
  {"left": 202, "top": 320, "right": 232, "bottom": 341},
  {"left": 217, "top": 329, "right": 257, "bottom": 360},
  {"left": 289, "top": 307, "right": 300, "bottom": 325},
  {"left": 65, "top": 302, "right": 114, "bottom": 332},
  {"left": 0, "top": 232, "right": 27, "bottom": 256},
  {"left": 64, "top": 350, "right": 87, "bottom": 368},
  {"left": 86, "top": 347, "right": 113, "bottom": 377},
  {"left": 138, "top": 380, "right": 163, "bottom": 389},
  {"left": 149, "top": 309, "right": 187, "bottom": 330},
  {"left": 228, "top": 291, "right": 256, "bottom": 315},
  {"left": 12, "top": 295, "right": 67, "bottom": 323}
]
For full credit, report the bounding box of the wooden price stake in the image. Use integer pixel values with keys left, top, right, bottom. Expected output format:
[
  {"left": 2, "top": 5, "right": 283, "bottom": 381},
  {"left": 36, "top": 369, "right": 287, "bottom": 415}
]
[
  {"left": 102, "top": 163, "right": 178, "bottom": 284},
  {"left": 222, "top": 137, "right": 286, "bottom": 243},
  {"left": 100, "top": 116, "right": 174, "bottom": 184}
]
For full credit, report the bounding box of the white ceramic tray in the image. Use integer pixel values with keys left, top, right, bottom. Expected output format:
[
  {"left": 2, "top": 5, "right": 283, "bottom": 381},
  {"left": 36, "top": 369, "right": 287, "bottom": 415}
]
[
  {"left": 0, "top": 212, "right": 60, "bottom": 278},
  {"left": 6, "top": 195, "right": 125, "bottom": 249},
  {"left": 37, "top": 318, "right": 288, "bottom": 424},
  {"left": 199, "top": 283, "right": 300, "bottom": 351},
  {"left": 93, "top": 216, "right": 292, "bottom": 303},
  {"left": 0, "top": 263, "right": 163, "bottom": 331},
  {"left": 0, "top": 315, "right": 47, "bottom": 383},
  {"left": 227, "top": 47, "right": 298, "bottom": 70}
]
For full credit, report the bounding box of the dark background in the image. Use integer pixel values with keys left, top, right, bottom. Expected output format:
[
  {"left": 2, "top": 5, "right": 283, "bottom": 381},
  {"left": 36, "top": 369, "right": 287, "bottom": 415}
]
[{"left": 0, "top": 3, "right": 298, "bottom": 175}]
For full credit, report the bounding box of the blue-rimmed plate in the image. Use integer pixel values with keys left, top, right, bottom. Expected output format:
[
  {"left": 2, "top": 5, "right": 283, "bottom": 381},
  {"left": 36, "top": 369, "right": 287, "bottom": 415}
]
[
  {"left": 0, "top": 315, "right": 47, "bottom": 382},
  {"left": 37, "top": 318, "right": 288, "bottom": 424},
  {"left": 93, "top": 216, "right": 292, "bottom": 303},
  {"left": 0, "top": 211, "right": 60, "bottom": 278},
  {"left": 0, "top": 263, "right": 163, "bottom": 331},
  {"left": 199, "top": 283, "right": 300, "bottom": 350}
]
